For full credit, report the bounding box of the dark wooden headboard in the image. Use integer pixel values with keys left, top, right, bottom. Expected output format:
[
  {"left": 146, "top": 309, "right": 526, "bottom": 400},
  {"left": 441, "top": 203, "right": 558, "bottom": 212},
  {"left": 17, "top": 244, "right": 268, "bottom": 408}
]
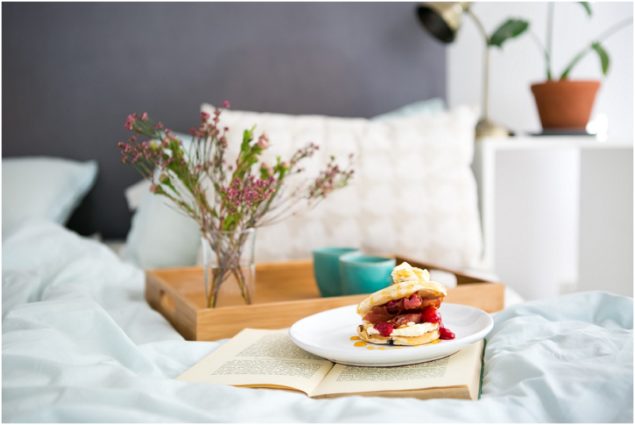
[{"left": 2, "top": 2, "right": 446, "bottom": 239}]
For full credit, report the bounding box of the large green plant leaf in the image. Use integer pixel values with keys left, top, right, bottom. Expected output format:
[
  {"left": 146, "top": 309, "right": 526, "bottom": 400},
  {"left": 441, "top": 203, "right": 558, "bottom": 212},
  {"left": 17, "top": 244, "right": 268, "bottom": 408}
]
[
  {"left": 591, "top": 42, "right": 610, "bottom": 75},
  {"left": 488, "top": 19, "right": 529, "bottom": 48},
  {"left": 579, "top": 2, "right": 592, "bottom": 17}
]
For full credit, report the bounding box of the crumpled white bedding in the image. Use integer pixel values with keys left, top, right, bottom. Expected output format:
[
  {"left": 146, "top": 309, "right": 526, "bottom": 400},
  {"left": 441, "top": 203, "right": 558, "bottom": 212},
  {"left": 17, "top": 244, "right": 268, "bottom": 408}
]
[{"left": 3, "top": 221, "right": 633, "bottom": 422}]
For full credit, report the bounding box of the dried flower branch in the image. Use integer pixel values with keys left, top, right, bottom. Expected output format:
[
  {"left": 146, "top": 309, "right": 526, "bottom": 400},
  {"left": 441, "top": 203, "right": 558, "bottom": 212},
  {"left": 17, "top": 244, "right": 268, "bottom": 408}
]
[{"left": 117, "top": 104, "right": 354, "bottom": 307}]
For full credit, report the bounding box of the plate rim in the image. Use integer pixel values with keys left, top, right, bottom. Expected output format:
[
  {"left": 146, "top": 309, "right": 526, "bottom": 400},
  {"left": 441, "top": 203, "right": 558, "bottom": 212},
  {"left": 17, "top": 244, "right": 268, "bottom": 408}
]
[{"left": 288, "top": 303, "right": 493, "bottom": 363}]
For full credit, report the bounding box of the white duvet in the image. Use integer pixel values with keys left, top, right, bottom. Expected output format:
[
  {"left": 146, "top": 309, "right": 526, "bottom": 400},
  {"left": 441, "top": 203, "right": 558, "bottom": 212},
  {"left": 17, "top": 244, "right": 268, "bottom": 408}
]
[{"left": 3, "top": 222, "right": 633, "bottom": 422}]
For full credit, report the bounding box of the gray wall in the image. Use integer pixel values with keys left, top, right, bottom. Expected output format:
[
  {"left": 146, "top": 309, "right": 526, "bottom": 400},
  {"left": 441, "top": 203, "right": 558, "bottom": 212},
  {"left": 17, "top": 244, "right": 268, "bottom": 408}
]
[{"left": 2, "top": 2, "right": 446, "bottom": 239}]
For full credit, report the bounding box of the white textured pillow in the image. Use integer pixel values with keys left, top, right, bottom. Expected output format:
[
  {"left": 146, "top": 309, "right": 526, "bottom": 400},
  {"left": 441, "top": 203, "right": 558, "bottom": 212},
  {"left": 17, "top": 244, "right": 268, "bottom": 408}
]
[
  {"left": 200, "top": 105, "right": 482, "bottom": 269},
  {"left": 2, "top": 157, "right": 97, "bottom": 239}
]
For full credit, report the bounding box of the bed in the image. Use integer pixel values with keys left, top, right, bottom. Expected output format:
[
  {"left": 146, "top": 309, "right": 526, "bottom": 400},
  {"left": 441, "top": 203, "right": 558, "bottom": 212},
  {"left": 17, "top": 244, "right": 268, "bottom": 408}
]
[
  {"left": 3, "top": 221, "right": 632, "bottom": 422},
  {"left": 3, "top": 3, "right": 633, "bottom": 422},
  {"left": 2, "top": 115, "right": 632, "bottom": 423}
]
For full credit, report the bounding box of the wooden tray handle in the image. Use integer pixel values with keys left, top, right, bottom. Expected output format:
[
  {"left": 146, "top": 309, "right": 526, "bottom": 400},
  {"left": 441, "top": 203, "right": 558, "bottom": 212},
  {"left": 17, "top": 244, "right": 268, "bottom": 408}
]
[{"left": 158, "top": 289, "right": 177, "bottom": 317}]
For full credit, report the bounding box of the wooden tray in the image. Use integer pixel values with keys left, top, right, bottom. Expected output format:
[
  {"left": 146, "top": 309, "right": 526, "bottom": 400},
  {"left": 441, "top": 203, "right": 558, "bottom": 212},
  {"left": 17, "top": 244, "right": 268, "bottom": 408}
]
[{"left": 146, "top": 256, "right": 505, "bottom": 341}]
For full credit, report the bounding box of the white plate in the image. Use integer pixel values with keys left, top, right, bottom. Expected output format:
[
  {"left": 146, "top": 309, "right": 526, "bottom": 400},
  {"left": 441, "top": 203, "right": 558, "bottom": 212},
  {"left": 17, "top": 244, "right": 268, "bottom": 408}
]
[{"left": 289, "top": 303, "right": 493, "bottom": 367}]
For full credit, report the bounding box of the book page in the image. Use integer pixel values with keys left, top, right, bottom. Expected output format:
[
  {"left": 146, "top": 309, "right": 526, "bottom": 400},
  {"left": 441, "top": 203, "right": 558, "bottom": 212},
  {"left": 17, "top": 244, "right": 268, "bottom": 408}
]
[
  {"left": 177, "top": 329, "right": 333, "bottom": 395},
  {"left": 310, "top": 340, "right": 483, "bottom": 398}
]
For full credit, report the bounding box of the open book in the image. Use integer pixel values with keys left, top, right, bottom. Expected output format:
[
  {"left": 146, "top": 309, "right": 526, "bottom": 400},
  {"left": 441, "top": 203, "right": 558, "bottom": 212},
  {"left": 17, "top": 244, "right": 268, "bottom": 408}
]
[{"left": 178, "top": 329, "right": 484, "bottom": 400}]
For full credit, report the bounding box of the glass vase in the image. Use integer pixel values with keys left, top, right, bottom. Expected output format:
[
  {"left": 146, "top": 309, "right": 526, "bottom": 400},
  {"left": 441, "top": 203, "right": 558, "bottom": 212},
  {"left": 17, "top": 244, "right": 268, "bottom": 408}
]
[{"left": 201, "top": 228, "right": 256, "bottom": 308}]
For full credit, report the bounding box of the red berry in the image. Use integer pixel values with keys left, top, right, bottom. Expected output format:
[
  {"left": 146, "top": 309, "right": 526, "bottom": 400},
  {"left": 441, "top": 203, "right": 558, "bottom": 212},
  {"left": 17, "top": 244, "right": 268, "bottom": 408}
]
[
  {"left": 439, "top": 326, "right": 455, "bottom": 340},
  {"left": 375, "top": 322, "right": 394, "bottom": 337},
  {"left": 421, "top": 306, "right": 441, "bottom": 324}
]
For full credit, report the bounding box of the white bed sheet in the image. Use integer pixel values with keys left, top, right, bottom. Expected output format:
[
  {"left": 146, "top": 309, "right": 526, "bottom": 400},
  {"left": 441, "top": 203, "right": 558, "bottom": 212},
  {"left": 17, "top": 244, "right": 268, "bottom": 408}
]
[{"left": 3, "top": 221, "right": 633, "bottom": 422}]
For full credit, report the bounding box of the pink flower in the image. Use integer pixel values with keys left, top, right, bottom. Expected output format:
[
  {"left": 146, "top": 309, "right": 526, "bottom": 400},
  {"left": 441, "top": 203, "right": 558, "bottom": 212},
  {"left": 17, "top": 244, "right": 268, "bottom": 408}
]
[
  {"left": 201, "top": 111, "right": 210, "bottom": 122},
  {"left": 256, "top": 134, "right": 269, "bottom": 149},
  {"left": 141, "top": 112, "right": 149, "bottom": 121},
  {"left": 222, "top": 100, "right": 231, "bottom": 109},
  {"left": 124, "top": 113, "right": 137, "bottom": 130}
]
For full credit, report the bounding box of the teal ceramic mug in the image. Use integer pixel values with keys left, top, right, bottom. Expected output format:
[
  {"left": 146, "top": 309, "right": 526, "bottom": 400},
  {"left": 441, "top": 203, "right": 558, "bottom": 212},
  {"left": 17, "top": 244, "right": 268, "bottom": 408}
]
[
  {"left": 312, "top": 247, "right": 361, "bottom": 297},
  {"left": 339, "top": 253, "right": 396, "bottom": 295}
]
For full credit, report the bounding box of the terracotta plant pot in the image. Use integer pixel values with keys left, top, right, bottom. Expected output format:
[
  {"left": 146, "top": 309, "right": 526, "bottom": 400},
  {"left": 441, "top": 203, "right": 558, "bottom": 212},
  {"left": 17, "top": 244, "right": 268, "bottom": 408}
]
[{"left": 530, "top": 80, "right": 600, "bottom": 130}]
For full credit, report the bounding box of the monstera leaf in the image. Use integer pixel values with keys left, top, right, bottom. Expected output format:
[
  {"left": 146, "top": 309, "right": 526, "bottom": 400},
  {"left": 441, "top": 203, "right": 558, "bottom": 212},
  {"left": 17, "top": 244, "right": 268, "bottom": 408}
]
[{"left": 488, "top": 19, "right": 529, "bottom": 48}]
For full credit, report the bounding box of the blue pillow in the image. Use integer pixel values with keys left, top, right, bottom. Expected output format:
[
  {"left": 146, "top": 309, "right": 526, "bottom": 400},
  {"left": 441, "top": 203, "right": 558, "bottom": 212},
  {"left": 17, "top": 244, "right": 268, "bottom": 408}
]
[
  {"left": 122, "top": 131, "right": 201, "bottom": 269},
  {"left": 122, "top": 186, "right": 201, "bottom": 269},
  {"left": 2, "top": 157, "right": 98, "bottom": 238},
  {"left": 372, "top": 98, "right": 445, "bottom": 120}
]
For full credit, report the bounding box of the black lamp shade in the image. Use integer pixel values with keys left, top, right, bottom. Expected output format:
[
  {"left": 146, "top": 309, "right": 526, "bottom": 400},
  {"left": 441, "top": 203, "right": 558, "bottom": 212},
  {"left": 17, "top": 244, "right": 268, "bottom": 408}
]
[{"left": 415, "top": 2, "right": 466, "bottom": 44}]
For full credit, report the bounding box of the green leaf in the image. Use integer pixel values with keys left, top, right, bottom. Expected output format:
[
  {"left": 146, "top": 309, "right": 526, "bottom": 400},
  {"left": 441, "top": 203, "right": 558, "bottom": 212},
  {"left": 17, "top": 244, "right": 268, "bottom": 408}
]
[
  {"left": 240, "top": 128, "right": 253, "bottom": 152},
  {"left": 591, "top": 42, "right": 610, "bottom": 75},
  {"left": 222, "top": 213, "right": 238, "bottom": 231},
  {"left": 579, "top": 2, "right": 592, "bottom": 17},
  {"left": 488, "top": 19, "right": 529, "bottom": 48}
]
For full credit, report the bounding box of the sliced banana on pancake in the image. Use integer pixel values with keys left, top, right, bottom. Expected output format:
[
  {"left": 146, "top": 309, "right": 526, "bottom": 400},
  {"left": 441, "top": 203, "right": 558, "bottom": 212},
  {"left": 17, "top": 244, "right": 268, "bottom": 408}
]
[{"left": 391, "top": 261, "right": 431, "bottom": 284}]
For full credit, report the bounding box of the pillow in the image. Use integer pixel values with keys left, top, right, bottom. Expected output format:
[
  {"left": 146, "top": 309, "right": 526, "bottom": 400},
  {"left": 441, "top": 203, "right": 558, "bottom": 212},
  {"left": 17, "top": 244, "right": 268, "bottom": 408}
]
[
  {"left": 2, "top": 157, "right": 97, "bottom": 238},
  {"left": 121, "top": 180, "right": 200, "bottom": 269},
  {"left": 121, "top": 103, "right": 449, "bottom": 269},
  {"left": 198, "top": 104, "right": 482, "bottom": 269},
  {"left": 372, "top": 98, "right": 446, "bottom": 121},
  {"left": 120, "top": 188, "right": 201, "bottom": 269},
  {"left": 121, "top": 132, "right": 202, "bottom": 269}
]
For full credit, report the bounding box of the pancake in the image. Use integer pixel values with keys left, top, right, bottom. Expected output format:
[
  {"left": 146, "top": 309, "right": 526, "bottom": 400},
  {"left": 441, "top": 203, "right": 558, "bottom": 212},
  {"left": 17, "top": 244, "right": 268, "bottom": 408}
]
[
  {"left": 357, "top": 322, "right": 441, "bottom": 346},
  {"left": 355, "top": 262, "right": 450, "bottom": 346}
]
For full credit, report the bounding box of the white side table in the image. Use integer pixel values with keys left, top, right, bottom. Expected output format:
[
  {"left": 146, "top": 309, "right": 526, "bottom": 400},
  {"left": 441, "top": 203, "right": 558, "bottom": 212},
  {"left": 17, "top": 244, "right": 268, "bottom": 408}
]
[{"left": 472, "top": 136, "right": 633, "bottom": 300}]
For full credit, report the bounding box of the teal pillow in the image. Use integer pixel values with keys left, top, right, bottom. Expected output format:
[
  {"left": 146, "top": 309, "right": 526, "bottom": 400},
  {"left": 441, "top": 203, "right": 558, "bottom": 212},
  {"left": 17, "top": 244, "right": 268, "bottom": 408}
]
[
  {"left": 122, "top": 131, "right": 200, "bottom": 269},
  {"left": 2, "top": 157, "right": 98, "bottom": 238},
  {"left": 122, "top": 188, "right": 200, "bottom": 269},
  {"left": 372, "top": 98, "right": 445, "bottom": 120}
]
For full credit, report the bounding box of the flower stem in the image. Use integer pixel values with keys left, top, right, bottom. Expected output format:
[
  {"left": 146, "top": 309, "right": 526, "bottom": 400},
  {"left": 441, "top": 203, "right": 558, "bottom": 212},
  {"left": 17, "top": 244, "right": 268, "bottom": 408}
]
[{"left": 203, "top": 230, "right": 253, "bottom": 308}]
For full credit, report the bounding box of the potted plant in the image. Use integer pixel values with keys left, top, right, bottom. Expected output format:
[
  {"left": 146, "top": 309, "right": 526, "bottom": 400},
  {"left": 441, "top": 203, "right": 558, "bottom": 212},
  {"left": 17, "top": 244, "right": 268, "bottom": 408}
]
[{"left": 529, "top": 2, "right": 631, "bottom": 131}]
